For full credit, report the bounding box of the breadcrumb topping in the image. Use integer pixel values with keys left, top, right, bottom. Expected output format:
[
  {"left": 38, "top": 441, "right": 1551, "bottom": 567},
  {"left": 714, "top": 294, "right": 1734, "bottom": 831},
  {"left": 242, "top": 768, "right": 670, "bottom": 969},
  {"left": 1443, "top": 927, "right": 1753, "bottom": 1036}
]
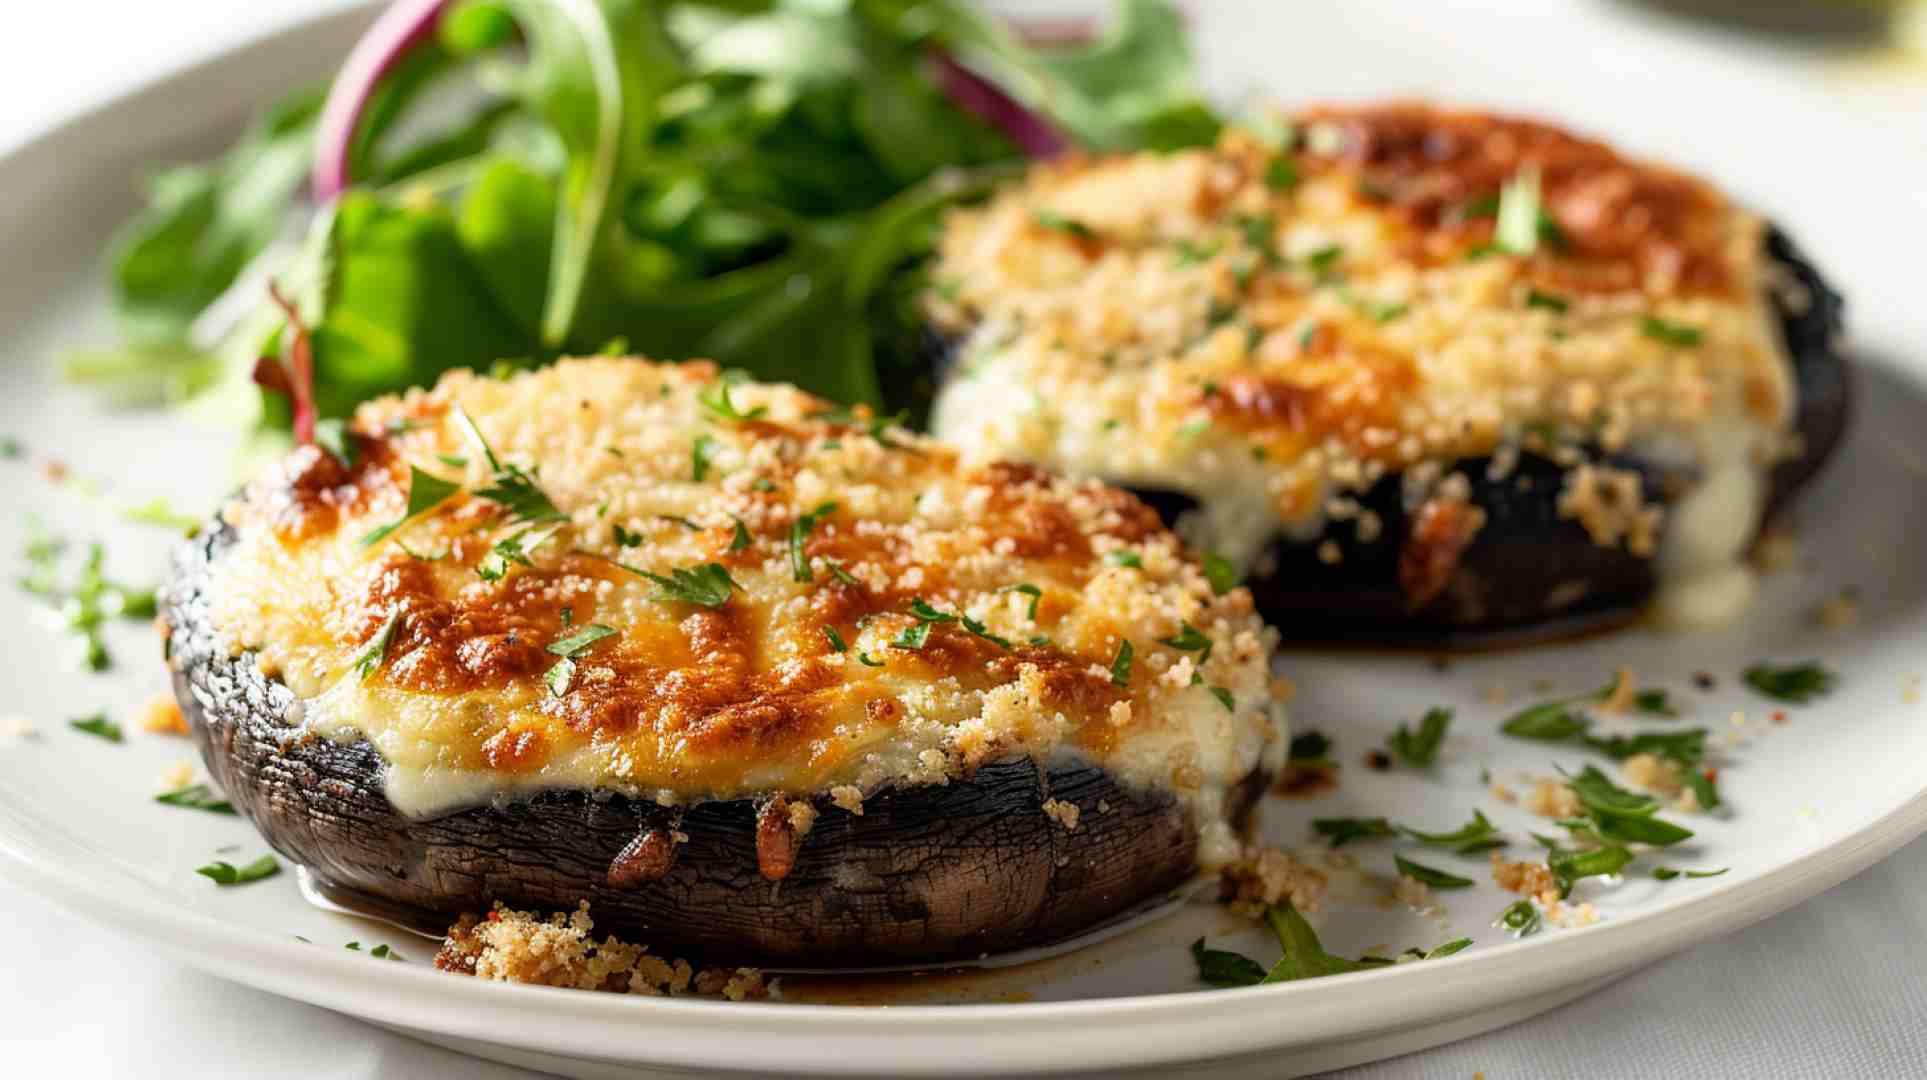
[
  {"left": 1221, "top": 844, "right": 1329, "bottom": 917},
  {"left": 436, "top": 902, "right": 767, "bottom": 1000}
]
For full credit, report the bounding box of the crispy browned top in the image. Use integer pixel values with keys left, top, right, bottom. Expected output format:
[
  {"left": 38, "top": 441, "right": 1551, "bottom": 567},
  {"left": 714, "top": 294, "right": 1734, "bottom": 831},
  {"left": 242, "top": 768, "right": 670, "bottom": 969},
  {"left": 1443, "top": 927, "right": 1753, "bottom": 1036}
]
[{"left": 208, "top": 359, "right": 1282, "bottom": 805}]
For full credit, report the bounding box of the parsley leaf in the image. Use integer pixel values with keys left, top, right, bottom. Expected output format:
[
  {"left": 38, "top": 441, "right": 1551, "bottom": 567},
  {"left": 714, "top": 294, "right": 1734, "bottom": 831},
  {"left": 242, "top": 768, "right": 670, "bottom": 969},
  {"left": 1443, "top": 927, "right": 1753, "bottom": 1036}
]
[
  {"left": 1033, "top": 209, "right": 1095, "bottom": 240},
  {"left": 1641, "top": 315, "right": 1703, "bottom": 346},
  {"left": 612, "top": 523, "right": 644, "bottom": 547},
  {"left": 1003, "top": 583, "right": 1042, "bottom": 621},
  {"left": 789, "top": 501, "right": 837, "bottom": 583},
  {"left": 1288, "top": 730, "right": 1332, "bottom": 766},
  {"left": 543, "top": 623, "right": 615, "bottom": 697},
  {"left": 1395, "top": 855, "right": 1473, "bottom": 889},
  {"left": 1544, "top": 842, "right": 1634, "bottom": 899},
  {"left": 1525, "top": 289, "right": 1569, "bottom": 313},
  {"left": 697, "top": 376, "right": 768, "bottom": 423},
  {"left": 620, "top": 560, "right": 737, "bottom": 609},
  {"left": 359, "top": 466, "right": 460, "bottom": 546},
  {"left": 1258, "top": 902, "right": 1378, "bottom": 982},
  {"left": 857, "top": 651, "right": 885, "bottom": 667},
  {"left": 1110, "top": 639, "right": 1134, "bottom": 686},
  {"left": 691, "top": 434, "right": 718, "bottom": 482},
  {"left": 822, "top": 626, "right": 847, "bottom": 653},
  {"left": 1105, "top": 549, "right": 1143, "bottom": 569},
  {"left": 197, "top": 854, "right": 280, "bottom": 886},
  {"left": 69, "top": 713, "right": 122, "bottom": 742},
  {"left": 476, "top": 522, "right": 564, "bottom": 582},
  {"left": 353, "top": 610, "right": 402, "bottom": 680},
  {"left": 1743, "top": 661, "right": 1835, "bottom": 703},
  {"left": 1312, "top": 816, "right": 1397, "bottom": 848},
  {"left": 313, "top": 417, "right": 359, "bottom": 467},
  {"left": 1653, "top": 866, "right": 1728, "bottom": 881},
  {"left": 1202, "top": 552, "right": 1241, "bottom": 595},
  {"left": 1190, "top": 938, "right": 1268, "bottom": 987},
  {"left": 1388, "top": 707, "right": 1451, "bottom": 767},
  {"left": 1400, "top": 810, "right": 1507, "bottom": 854},
  {"left": 156, "top": 784, "right": 236, "bottom": 814},
  {"left": 1496, "top": 900, "right": 1542, "bottom": 936},
  {"left": 729, "top": 517, "right": 752, "bottom": 553},
  {"left": 1157, "top": 622, "right": 1213, "bottom": 665}
]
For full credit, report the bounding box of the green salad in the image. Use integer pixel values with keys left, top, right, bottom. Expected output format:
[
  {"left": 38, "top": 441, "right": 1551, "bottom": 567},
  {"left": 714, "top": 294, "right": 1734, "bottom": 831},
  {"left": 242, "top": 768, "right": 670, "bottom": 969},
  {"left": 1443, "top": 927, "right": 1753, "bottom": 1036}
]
[{"left": 74, "top": 0, "right": 1219, "bottom": 444}]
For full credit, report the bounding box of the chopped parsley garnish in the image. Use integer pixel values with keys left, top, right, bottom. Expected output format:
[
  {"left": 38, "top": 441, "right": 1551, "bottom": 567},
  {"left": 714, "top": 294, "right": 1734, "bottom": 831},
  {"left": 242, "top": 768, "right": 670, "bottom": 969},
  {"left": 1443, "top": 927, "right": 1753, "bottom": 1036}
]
[
  {"left": 1388, "top": 707, "right": 1451, "bottom": 767},
  {"left": 1552, "top": 764, "right": 1695, "bottom": 850},
  {"left": 0, "top": 435, "right": 20, "bottom": 458},
  {"left": 729, "top": 517, "right": 752, "bottom": 552},
  {"left": 622, "top": 561, "right": 738, "bottom": 609},
  {"left": 353, "top": 610, "right": 402, "bottom": 680},
  {"left": 660, "top": 514, "right": 700, "bottom": 531},
  {"left": 1496, "top": 899, "right": 1542, "bottom": 936},
  {"left": 1493, "top": 167, "right": 1565, "bottom": 255},
  {"left": 1174, "top": 239, "right": 1221, "bottom": 266},
  {"left": 691, "top": 434, "right": 718, "bottom": 482},
  {"left": 1653, "top": 866, "right": 1728, "bottom": 881},
  {"left": 1105, "top": 549, "right": 1143, "bottom": 569},
  {"left": 396, "top": 540, "right": 446, "bottom": 562},
  {"left": 1192, "top": 902, "right": 1472, "bottom": 987},
  {"left": 1033, "top": 209, "right": 1095, "bottom": 240},
  {"left": 197, "top": 854, "right": 280, "bottom": 886},
  {"left": 313, "top": 418, "right": 359, "bottom": 467},
  {"left": 1743, "top": 661, "right": 1835, "bottom": 703},
  {"left": 476, "top": 522, "right": 564, "bottom": 582},
  {"left": 822, "top": 626, "right": 847, "bottom": 653},
  {"left": 789, "top": 501, "right": 837, "bottom": 583},
  {"left": 156, "top": 784, "right": 236, "bottom": 814},
  {"left": 437, "top": 453, "right": 468, "bottom": 469},
  {"left": 69, "top": 713, "right": 122, "bottom": 742},
  {"left": 1207, "top": 685, "right": 1235, "bottom": 712},
  {"left": 1499, "top": 676, "right": 1714, "bottom": 802},
  {"left": 1400, "top": 810, "right": 1507, "bottom": 855},
  {"left": 1109, "top": 639, "right": 1134, "bottom": 686},
  {"left": 857, "top": 651, "right": 884, "bottom": 667},
  {"left": 1525, "top": 289, "right": 1569, "bottom": 313},
  {"left": 697, "top": 376, "right": 768, "bottom": 423},
  {"left": 120, "top": 497, "right": 203, "bottom": 533},
  {"left": 1158, "top": 622, "right": 1213, "bottom": 665},
  {"left": 612, "top": 523, "right": 644, "bottom": 547},
  {"left": 824, "top": 559, "right": 858, "bottom": 585},
  {"left": 893, "top": 621, "right": 934, "bottom": 650},
  {"left": 1003, "top": 583, "right": 1042, "bottom": 621},
  {"left": 359, "top": 465, "right": 460, "bottom": 546},
  {"left": 1640, "top": 315, "right": 1703, "bottom": 346},
  {"left": 1313, "top": 816, "right": 1397, "bottom": 848},
  {"left": 1235, "top": 212, "right": 1281, "bottom": 265},
  {"left": 1263, "top": 156, "right": 1299, "bottom": 192},
  {"left": 1288, "top": 730, "right": 1332, "bottom": 766},
  {"left": 19, "top": 523, "right": 160, "bottom": 671},
  {"left": 543, "top": 623, "right": 616, "bottom": 697},
  {"left": 1303, "top": 244, "right": 1344, "bottom": 278},
  {"left": 751, "top": 476, "right": 776, "bottom": 492},
  {"left": 1395, "top": 855, "right": 1473, "bottom": 889},
  {"left": 1202, "top": 553, "right": 1241, "bottom": 596},
  {"left": 1542, "top": 840, "right": 1635, "bottom": 899},
  {"left": 453, "top": 404, "right": 564, "bottom": 525}
]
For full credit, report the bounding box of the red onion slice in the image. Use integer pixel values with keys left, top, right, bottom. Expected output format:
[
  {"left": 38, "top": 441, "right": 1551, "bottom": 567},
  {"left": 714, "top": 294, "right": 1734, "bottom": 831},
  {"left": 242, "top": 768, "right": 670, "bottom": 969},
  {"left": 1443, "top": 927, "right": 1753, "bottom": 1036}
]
[{"left": 311, "top": 0, "right": 452, "bottom": 201}]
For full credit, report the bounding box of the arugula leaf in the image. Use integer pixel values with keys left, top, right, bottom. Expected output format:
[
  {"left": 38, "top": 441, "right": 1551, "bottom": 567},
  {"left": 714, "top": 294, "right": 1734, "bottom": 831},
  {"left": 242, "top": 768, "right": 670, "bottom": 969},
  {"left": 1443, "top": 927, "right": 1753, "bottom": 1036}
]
[
  {"left": 69, "top": 714, "right": 123, "bottom": 743},
  {"left": 105, "top": 88, "right": 322, "bottom": 347},
  {"left": 1394, "top": 855, "right": 1473, "bottom": 889},
  {"left": 360, "top": 466, "right": 461, "bottom": 546},
  {"left": 1388, "top": 707, "right": 1451, "bottom": 767},
  {"left": 156, "top": 784, "right": 236, "bottom": 814},
  {"left": 1743, "top": 661, "right": 1835, "bottom": 703},
  {"left": 197, "top": 854, "right": 281, "bottom": 886}
]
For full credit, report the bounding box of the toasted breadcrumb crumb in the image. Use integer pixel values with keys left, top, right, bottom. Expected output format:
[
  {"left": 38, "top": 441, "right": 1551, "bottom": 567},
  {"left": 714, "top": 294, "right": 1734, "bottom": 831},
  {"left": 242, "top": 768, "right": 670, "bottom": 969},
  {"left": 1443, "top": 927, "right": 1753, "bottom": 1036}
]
[
  {"left": 1491, "top": 854, "right": 1559, "bottom": 906},
  {"left": 1620, "top": 752, "right": 1684, "bottom": 797},
  {"left": 828, "top": 784, "right": 864, "bottom": 815},
  {"left": 160, "top": 759, "right": 195, "bottom": 791},
  {"left": 1222, "top": 845, "right": 1328, "bottom": 917},
  {"left": 786, "top": 800, "right": 818, "bottom": 837},
  {"left": 1040, "top": 798, "right": 1080, "bottom": 831},
  {"left": 436, "top": 902, "right": 767, "bottom": 1000},
  {"left": 1524, "top": 778, "right": 1581, "bottom": 819},
  {"left": 1751, "top": 528, "right": 1798, "bottom": 572},
  {"left": 1394, "top": 874, "right": 1436, "bottom": 913},
  {"left": 139, "top": 696, "right": 189, "bottom": 735},
  {"left": 1490, "top": 781, "right": 1518, "bottom": 804},
  {"left": 1600, "top": 666, "right": 1637, "bottom": 714},
  {"left": 1814, "top": 590, "right": 1859, "bottom": 631}
]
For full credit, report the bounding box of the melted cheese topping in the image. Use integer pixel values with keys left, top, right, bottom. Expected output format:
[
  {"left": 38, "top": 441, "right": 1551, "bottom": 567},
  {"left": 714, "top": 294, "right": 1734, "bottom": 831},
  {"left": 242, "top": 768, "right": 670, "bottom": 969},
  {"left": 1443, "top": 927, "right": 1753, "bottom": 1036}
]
[
  {"left": 927, "top": 104, "right": 1797, "bottom": 619},
  {"left": 208, "top": 359, "right": 1283, "bottom": 857}
]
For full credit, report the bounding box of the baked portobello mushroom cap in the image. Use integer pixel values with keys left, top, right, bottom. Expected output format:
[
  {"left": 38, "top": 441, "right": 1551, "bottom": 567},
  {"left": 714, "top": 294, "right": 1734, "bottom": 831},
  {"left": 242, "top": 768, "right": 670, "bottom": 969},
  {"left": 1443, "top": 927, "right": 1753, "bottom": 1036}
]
[
  {"left": 165, "top": 359, "right": 1282, "bottom": 967},
  {"left": 923, "top": 103, "right": 1848, "bottom": 647}
]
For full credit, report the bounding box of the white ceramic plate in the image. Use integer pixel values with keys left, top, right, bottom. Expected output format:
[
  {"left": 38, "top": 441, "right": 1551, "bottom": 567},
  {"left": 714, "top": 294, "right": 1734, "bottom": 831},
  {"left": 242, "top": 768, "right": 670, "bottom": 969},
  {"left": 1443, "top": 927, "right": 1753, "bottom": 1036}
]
[{"left": 3, "top": 3, "right": 1925, "bottom": 1076}]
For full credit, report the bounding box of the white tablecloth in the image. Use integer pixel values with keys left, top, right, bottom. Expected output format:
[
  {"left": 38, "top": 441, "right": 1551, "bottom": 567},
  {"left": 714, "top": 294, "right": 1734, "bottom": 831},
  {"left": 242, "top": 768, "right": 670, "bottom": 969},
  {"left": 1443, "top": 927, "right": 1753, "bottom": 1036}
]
[{"left": 5, "top": 1, "right": 1926, "bottom": 1076}]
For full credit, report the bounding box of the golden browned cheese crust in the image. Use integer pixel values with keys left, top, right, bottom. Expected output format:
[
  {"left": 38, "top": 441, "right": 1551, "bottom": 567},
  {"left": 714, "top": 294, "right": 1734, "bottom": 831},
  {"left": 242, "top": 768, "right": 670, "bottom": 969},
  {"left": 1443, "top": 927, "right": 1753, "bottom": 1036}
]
[
  {"left": 926, "top": 104, "right": 1795, "bottom": 577},
  {"left": 207, "top": 359, "right": 1282, "bottom": 839}
]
